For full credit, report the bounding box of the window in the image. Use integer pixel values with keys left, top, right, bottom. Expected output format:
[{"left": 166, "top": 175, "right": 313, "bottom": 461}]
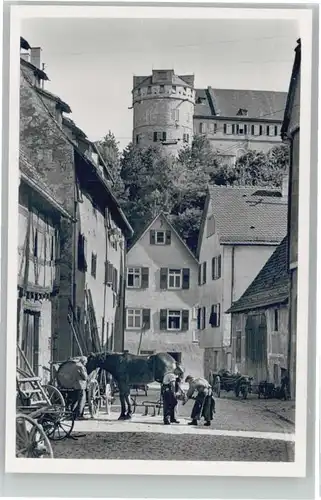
[
  {"left": 150, "top": 230, "right": 171, "bottom": 245},
  {"left": 162, "top": 131, "right": 167, "bottom": 142},
  {"left": 206, "top": 215, "right": 215, "bottom": 237},
  {"left": 126, "top": 308, "right": 142, "bottom": 329},
  {"left": 274, "top": 125, "right": 278, "bottom": 136},
  {"left": 136, "top": 134, "right": 140, "bottom": 145},
  {"left": 160, "top": 309, "right": 189, "bottom": 331},
  {"left": 33, "top": 229, "right": 38, "bottom": 258},
  {"left": 197, "top": 307, "right": 206, "bottom": 330},
  {"left": 199, "top": 122, "right": 205, "bottom": 134},
  {"left": 259, "top": 125, "right": 263, "bottom": 135},
  {"left": 77, "top": 233, "right": 87, "bottom": 271},
  {"left": 160, "top": 268, "right": 189, "bottom": 290},
  {"left": 172, "top": 85, "right": 176, "bottom": 92},
  {"left": 168, "top": 269, "right": 182, "bottom": 289},
  {"left": 156, "top": 231, "right": 165, "bottom": 244},
  {"left": 91, "top": 253, "right": 97, "bottom": 278},
  {"left": 235, "top": 330, "right": 242, "bottom": 362},
  {"left": 50, "top": 234, "right": 55, "bottom": 261},
  {"left": 183, "top": 133, "right": 189, "bottom": 143},
  {"left": 153, "top": 131, "right": 158, "bottom": 142},
  {"left": 274, "top": 309, "right": 279, "bottom": 332},
  {"left": 211, "top": 255, "right": 222, "bottom": 280},
  {"left": 251, "top": 124, "right": 255, "bottom": 135},
  {"left": 127, "top": 267, "right": 141, "bottom": 288},
  {"left": 209, "top": 304, "right": 220, "bottom": 327},
  {"left": 202, "top": 261, "right": 207, "bottom": 284},
  {"left": 104, "top": 260, "right": 113, "bottom": 285},
  {"left": 208, "top": 122, "right": 217, "bottom": 134},
  {"left": 167, "top": 310, "right": 181, "bottom": 330},
  {"left": 266, "top": 125, "right": 270, "bottom": 136}
]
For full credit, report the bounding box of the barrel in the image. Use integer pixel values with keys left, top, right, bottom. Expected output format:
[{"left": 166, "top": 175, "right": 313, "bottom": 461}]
[{"left": 56, "top": 360, "right": 83, "bottom": 389}]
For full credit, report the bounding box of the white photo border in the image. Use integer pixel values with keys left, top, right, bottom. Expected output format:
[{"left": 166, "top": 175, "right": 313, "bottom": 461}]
[{"left": 5, "top": 3, "right": 313, "bottom": 477}]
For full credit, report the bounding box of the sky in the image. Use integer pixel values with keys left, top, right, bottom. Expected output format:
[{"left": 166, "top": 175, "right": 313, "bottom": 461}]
[{"left": 21, "top": 17, "right": 299, "bottom": 151}]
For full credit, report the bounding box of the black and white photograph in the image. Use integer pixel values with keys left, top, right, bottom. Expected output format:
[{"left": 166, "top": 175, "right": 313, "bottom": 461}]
[{"left": 5, "top": 4, "right": 313, "bottom": 477}]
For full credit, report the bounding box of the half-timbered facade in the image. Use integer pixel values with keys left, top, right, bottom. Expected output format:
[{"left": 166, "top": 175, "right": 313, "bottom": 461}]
[{"left": 17, "top": 151, "right": 74, "bottom": 382}]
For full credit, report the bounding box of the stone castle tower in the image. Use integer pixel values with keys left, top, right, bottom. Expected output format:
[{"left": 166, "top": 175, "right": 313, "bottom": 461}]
[{"left": 132, "top": 70, "right": 195, "bottom": 156}]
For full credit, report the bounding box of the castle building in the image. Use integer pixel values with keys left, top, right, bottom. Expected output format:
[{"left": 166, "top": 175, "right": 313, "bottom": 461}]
[
  {"left": 132, "top": 70, "right": 287, "bottom": 162},
  {"left": 132, "top": 70, "right": 195, "bottom": 156}
]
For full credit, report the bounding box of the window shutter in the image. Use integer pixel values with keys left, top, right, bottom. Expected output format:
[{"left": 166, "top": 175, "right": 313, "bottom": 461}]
[
  {"left": 159, "top": 309, "right": 167, "bottom": 330},
  {"left": 114, "top": 268, "right": 118, "bottom": 294},
  {"left": 217, "top": 303, "right": 221, "bottom": 327},
  {"left": 141, "top": 267, "right": 149, "bottom": 289},
  {"left": 107, "top": 262, "right": 113, "bottom": 284},
  {"left": 150, "top": 230, "right": 156, "bottom": 245},
  {"left": 202, "top": 306, "right": 206, "bottom": 329},
  {"left": 162, "top": 131, "right": 167, "bottom": 141},
  {"left": 198, "top": 265, "right": 202, "bottom": 286},
  {"left": 165, "top": 230, "right": 171, "bottom": 245},
  {"left": 218, "top": 255, "right": 222, "bottom": 278},
  {"left": 211, "top": 257, "right": 215, "bottom": 280},
  {"left": 182, "top": 268, "right": 190, "bottom": 289},
  {"left": 153, "top": 132, "right": 157, "bottom": 142},
  {"left": 142, "top": 309, "right": 151, "bottom": 330},
  {"left": 104, "top": 261, "right": 108, "bottom": 284},
  {"left": 209, "top": 305, "right": 216, "bottom": 327},
  {"left": 197, "top": 308, "right": 201, "bottom": 330},
  {"left": 160, "top": 268, "right": 168, "bottom": 289},
  {"left": 181, "top": 310, "right": 189, "bottom": 331}
]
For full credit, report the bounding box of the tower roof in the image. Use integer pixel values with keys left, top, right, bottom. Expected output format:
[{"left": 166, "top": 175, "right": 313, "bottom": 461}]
[{"left": 133, "top": 71, "right": 194, "bottom": 91}]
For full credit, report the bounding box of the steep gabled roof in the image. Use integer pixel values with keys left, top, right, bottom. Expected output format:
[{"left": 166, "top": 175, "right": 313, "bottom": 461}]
[
  {"left": 128, "top": 212, "right": 199, "bottom": 263},
  {"left": 19, "top": 150, "right": 75, "bottom": 221},
  {"left": 227, "top": 236, "right": 289, "bottom": 313},
  {"left": 206, "top": 185, "right": 287, "bottom": 245},
  {"left": 195, "top": 88, "right": 287, "bottom": 121},
  {"left": 281, "top": 39, "right": 301, "bottom": 139}
]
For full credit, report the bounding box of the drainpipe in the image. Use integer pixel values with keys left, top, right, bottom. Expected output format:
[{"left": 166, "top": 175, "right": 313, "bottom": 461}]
[
  {"left": 101, "top": 207, "right": 109, "bottom": 350},
  {"left": 230, "top": 246, "right": 235, "bottom": 348},
  {"left": 71, "top": 196, "right": 77, "bottom": 357}
]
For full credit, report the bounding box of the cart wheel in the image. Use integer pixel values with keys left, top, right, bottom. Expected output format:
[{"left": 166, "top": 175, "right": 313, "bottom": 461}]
[
  {"left": 40, "top": 410, "right": 75, "bottom": 441},
  {"left": 44, "top": 384, "right": 66, "bottom": 413},
  {"left": 88, "top": 379, "right": 100, "bottom": 418},
  {"left": 16, "top": 414, "right": 53, "bottom": 458}
]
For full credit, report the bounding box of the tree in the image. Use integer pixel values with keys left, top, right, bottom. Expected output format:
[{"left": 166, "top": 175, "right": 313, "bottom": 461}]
[
  {"left": 213, "top": 144, "right": 290, "bottom": 187},
  {"left": 96, "top": 131, "right": 126, "bottom": 200}
]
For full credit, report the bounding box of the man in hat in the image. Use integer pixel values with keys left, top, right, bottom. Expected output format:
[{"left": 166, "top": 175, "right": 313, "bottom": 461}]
[
  {"left": 183, "top": 375, "right": 215, "bottom": 426},
  {"left": 71, "top": 356, "right": 88, "bottom": 420},
  {"left": 161, "top": 372, "right": 182, "bottom": 425}
]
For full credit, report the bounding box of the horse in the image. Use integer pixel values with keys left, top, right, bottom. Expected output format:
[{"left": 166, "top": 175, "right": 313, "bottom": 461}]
[{"left": 86, "top": 351, "right": 184, "bottom": 420}]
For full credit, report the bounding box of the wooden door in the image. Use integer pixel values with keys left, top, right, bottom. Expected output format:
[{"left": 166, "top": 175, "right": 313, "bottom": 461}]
[
  {"left": 245, "top": 313, "right": 267, "bottom": 382},
  {"left": 19, "top": 310, "right": 40, "bottom": 375}
]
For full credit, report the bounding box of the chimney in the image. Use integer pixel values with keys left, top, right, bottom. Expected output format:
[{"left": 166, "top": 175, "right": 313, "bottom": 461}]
[
  {"left": 30, "top": 47, "right": 41, "bottom": 69},
  {"left": 20, "top": 52, "right": 30, "bottom": 63},
  {"left": 282, "top": 173, "right": 289, "bottom": 197}
]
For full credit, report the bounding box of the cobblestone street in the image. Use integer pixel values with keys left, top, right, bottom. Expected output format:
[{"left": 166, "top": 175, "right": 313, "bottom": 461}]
[{"left": 52, "top": 389, "right": 295, "bottom": 462}]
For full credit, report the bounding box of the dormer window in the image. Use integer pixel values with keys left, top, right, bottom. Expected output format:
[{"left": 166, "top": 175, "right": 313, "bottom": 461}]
[
  {"left": 150, "top": 229, "right": 171, "bottom": 245},
  {"left": 237, "top": 108, "right": 248, "bottom": 117}
]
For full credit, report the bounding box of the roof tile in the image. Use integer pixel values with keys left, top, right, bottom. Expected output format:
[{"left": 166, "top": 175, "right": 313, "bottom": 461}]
[
  {"left": 209, "top": 186, "right": 288, "bottom": 244},
  {"left": 195, "top": 88, "right": 287, "bottom": 121}
]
